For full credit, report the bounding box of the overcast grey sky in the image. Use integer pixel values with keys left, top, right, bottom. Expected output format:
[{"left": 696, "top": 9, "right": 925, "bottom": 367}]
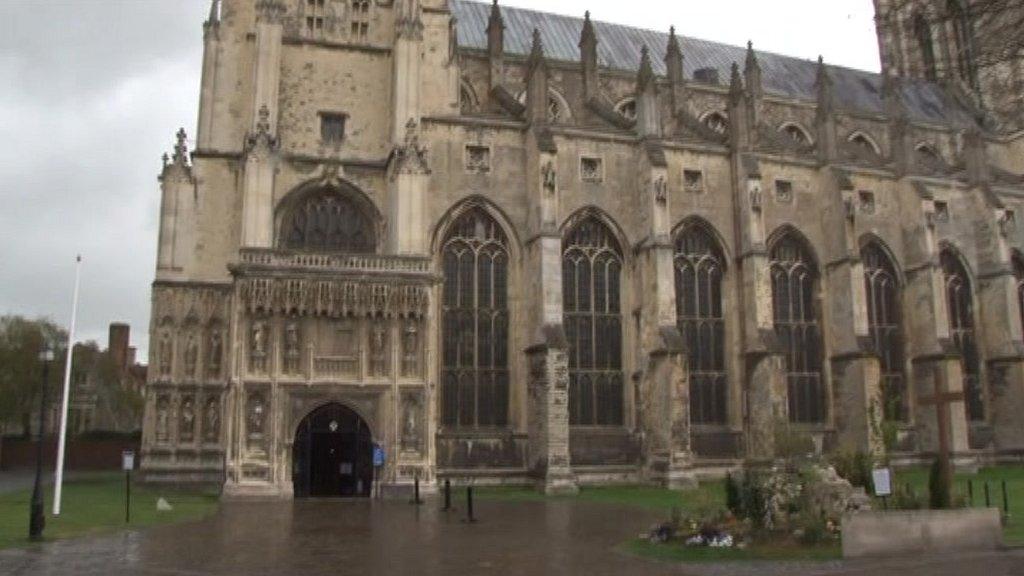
[{"left": 0, "top": 0, "right": 878, "bottom": 362}]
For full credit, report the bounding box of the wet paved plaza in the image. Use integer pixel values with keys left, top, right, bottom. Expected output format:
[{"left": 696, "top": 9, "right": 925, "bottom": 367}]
[{"left": 1, "top": 497, "right": 1022, "bottom": 576}]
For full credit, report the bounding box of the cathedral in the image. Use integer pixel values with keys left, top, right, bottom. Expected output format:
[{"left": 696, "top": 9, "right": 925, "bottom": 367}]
[{"left": 141, "top": 0, "right": 1024, "bottom": 497}]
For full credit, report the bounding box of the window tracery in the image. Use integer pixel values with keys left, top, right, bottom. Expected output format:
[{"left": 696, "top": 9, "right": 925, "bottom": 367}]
[
  {"left": 441, "top": 208, "right": 510, "bottom": 428},
  {"left": 770, "top": 233, "right": 826, "bottom": 424},
  {"left": 863, "top": 243, "right": 907, "bottom": 421},
  {"left": 279, "top": 188, "right": 376, "bottom": 253},
  {"left": 564, "top": 216, "right": 624, "bottom": 426},
  {"left": 674, "top": 223, "right": 727, "bottom": 425},
  {"left": 942, "top": 249, "right": 984, "bottom": 420}
]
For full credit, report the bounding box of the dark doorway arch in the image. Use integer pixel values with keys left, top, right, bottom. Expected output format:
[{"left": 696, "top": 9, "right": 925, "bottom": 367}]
[{"left": 292, "top": 403, "right": 374, "bottom": 498}]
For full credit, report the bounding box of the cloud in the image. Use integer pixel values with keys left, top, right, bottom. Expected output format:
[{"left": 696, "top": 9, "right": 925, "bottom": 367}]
[
  {"left": 0, "top": 1, "right": 208, "bottom": 360},
  {"left": 0, "top": 0, "right": 879, "bottom": 365}
]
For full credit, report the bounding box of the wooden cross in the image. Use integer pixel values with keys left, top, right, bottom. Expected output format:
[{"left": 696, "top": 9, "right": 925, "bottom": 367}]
[{"left": 919, "top": 377, "right": 964, "bottom": 502}]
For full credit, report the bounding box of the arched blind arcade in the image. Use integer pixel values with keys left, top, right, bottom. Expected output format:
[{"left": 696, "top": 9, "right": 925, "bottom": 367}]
[
  {"left": 674, "top": 224, "right": 727, "bottom": 425},
  {"left": 942, "top": 249, "right": 984, "bottom": 421},
  {"left": 770, "top": 234, "right": 826, "bottom": 424},
  {"left": 280, "top": 188, "right": 376, "bottom": 253},
  {"left": 563, "top": 217, "right": 624, "bottom": 426},
  {"left": 441, "top": 209, "right": 510, "bottom": 429},
  {"left": 1014, "top": 253, "right": 1024, "bottom": 338},
  {"left": 862, "top": 243, "right": 907, "bottom": 421}
]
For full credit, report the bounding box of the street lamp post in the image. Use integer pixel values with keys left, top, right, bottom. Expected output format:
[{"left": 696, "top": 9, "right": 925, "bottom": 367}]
[{"left": 29, "top": 346, "right": 54, "bottom": 541}]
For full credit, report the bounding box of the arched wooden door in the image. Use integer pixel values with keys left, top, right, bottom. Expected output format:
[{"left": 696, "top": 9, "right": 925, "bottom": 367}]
[{"left": 292, "top": 403, "right": 374, "bottom": 498}]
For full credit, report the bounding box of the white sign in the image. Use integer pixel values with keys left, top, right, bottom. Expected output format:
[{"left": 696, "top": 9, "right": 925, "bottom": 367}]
[
  {"left": 122, "top": 450, "right": 136, "bottom": 471},
  {"left": 872, "top": 467, "right": 892, "bottom": 497}
]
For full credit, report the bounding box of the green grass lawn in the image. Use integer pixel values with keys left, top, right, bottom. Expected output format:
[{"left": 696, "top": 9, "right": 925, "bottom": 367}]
[
  {"left": 888, "top": 465, "right": 1024, "bottom": 545},
  {"left": 0, "top": 473, "right": 220, "bottom": 550}
]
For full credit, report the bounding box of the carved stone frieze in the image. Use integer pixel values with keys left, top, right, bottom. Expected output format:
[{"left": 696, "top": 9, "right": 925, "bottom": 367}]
[{"left": 238, "top": 278, "right": 429, "bottom": 319}]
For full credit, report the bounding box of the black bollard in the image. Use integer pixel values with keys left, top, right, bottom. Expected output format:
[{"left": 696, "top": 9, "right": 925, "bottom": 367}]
[
  {"left": 466, "top": 486, "right": 476, "bottom": 523},
  {"left": 411, "top": 473, "right": 422, "bottom": 505},
  {"left": 968, "top": 480, "right": 974, "bottom": 506},
  {"left": 1003, "top": 480, "right": 1010, "bottom": 515},
  {"left": 443, "top": 479, "right": 452, "bottom": 511},
  {"left": 985, "top": 482, "right": 992, "bottom": 508}
]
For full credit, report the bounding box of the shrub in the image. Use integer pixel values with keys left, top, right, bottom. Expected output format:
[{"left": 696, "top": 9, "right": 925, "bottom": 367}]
[
  {"left": 725, "top": 472, "right": 742, "bottom": 516},
  {"left": 929, "top": 458, "right": 952, "bottom": 510},
  {"left": 831, "top": 449, "right": 875, "bottom": 494},
  {"left": 888, "top": 483, "right": 925, "bottom": 510}
]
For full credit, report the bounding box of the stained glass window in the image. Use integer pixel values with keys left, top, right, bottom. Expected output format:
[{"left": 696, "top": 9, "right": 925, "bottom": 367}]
[
  {"left": 280, "top": 188, "right": 376, "bottom": 253},
  {"left": 863, "top": 243, "right": 907, "bottom": 421},
  {"left": 675, "top": 223, "right": 727, "bottom": 425},
  {"left": 942, "top": 248, "right": 983, "bottom": 420},
  {"left": 564, "top": 217, "right": 624, "bottom": 426},
  {"left": 441, "top": 208, "right": 510, "bottom": 428},
  {"left": 770, "top": 233, "right": 826, "bottom": 423}
]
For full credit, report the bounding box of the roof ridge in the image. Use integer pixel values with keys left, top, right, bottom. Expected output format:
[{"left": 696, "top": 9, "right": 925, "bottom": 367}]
[{"left": 452, "top": 0, "right": 881, "bottom": 77}]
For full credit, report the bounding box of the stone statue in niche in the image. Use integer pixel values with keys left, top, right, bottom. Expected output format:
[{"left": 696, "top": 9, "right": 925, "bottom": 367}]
[
  {"left": 179, "top": 396, "right": 196, "bottom": 443},
  {"left": 402, "top": 320, "right": 419, "bottom": 377},
  {"left": 184, "top": 334, "right": 199, "bottom": 380},
  {"left": 204, "top": 397, "right": 220, "bottom": 442},
  {"left": 369, "top": 320, "right": 388, "bottom": 377},
  {"left": 207, "top": 329, "right": 223, "bottom": 378},
  {"left": 400, "top": 394, "right": 422, "bottom": 452},
  {"left": 158, "top": 332, "right": 172, "bottom": 377},
  {"left": 248, "top": 392, "right": 266, "bottom": 439},
  {"left": 250, "top": 321, "right": 267, "bottom": 373},
  {"left": 284, "top": 320, "right": 301, "bottom": 374},
  {"left": 155, "top": 397, "right": 170, "bottom": 443}
]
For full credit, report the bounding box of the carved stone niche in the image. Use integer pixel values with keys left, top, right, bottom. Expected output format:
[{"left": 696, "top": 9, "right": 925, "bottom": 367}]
[
  {"left": 401, "top": 319, "right": 421, "bottom": 378},
  {"left": 246, "top": 390, "right": 269, "bottom": 455},
  {"left": 368, "top": 318, "right": 390, "bottom": 378},
  {"left": 249, "top": 318, "right": 269, "bottom": 375},
  {"left": 203, "top": 395, "right": 221, "bottom": 444},
  {"left": 400, "top": 390, "right": 424, "bottom": 455},
  {"left": 282, "top": 318, "right": 303, "bottom": 376},
  {"left": 179, "top": 394, "right": 197, "bottom": 444},
  {"left": 155, "top": 395, "right": 172, "bottom": 444}
]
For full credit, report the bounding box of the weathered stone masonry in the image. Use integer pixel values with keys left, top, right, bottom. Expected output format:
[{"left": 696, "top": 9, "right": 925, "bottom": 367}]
[{"left": 142, "top": 0, "right": 1024, "bottom": 496}]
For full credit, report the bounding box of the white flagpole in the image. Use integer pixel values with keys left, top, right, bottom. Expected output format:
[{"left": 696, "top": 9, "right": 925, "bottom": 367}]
[{"left": 53, "top": 255, "right": 82, "bottom": 516}]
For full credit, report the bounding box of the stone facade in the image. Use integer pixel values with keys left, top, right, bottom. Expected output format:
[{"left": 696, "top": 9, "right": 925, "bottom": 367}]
[{"left": 141, "top": 0, "right": 1024, "bottom": 497}]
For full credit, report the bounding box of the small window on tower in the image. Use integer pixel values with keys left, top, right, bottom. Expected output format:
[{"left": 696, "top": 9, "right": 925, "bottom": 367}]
[
  {"left": 305, "top": 0, "right": 327, "bottom": 38},
  {"left": 684, "top": 170, "right": 704, "bottom": 194},
  {"left": 320, "top": 113, "right": 347, "bottom": 144},
  {"left": 775, "top": 180, "right": 794, "bottom": 204},
  {"left": 351, "top": 0, "right": 371, "bottom": 41},
  {"left": 859, "top": 190, "right": 876, "bottom": 215}
]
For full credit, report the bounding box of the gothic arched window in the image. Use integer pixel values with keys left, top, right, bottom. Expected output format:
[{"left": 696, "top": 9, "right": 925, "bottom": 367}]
[
  {"left": 770, "top": 233, "right": 826, "bottom": 424},
  {"left": 675, "top": 223, "right": 727, "bottom": 425},
  {"left": 564, "top": 216, "right": 624, "bottom": 426},
  {"left": 782, "top": 123, "right": 811, "bottom": 146},
  {"left": 616, "top": 98, "right": 638, "bottom": 121},
  {"left": 914, "top": 12, "right": 938, "bottom": 80},
  {"left": 441, "top": 208, "right": 510, "bottom": 428},
  {"left": 941, "top": 248, "right": 984, "bottom": 421},
  {"left": 702, "top": 111, "right": 729, "bottom": 135},
  {"left": 863, "top": 243, "right": 907, "bottom": 421},
  {"left": 279, "top": 188, "right": 376, "bottom": 253},
  {"left": 948, "top": 0, "right": 977, "bottom": 85}
]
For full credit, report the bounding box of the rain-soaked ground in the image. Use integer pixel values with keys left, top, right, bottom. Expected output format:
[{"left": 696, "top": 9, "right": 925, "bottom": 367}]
[{"left": 1, "top": 497, "right": 1022, "bottom": 576}]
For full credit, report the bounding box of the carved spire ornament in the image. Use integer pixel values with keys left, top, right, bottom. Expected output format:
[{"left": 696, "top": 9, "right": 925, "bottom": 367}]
[
  {"left": 527, "top": 28, "right": 546, "bottom": 73},
  {"left": 814, "top": 56, "right": 834, "bottom": 116},
  {"left": 245, "top": 104, "right": 279, "bottom": 154},
  {"left": 728, "top": 62, "right": 744, "bottom": 104},
  {"left": 744, "top": 41, "right": 762, "bottom": 99},
  {"left": 580, "top": 11, "right": 599, "bottom": 98},
  {"left": 392, "top": 119, "right": 431, "bottom": 177},
  {"left": 637, "top": 46, "right": 655, "bottom": 93},
  {"left": 665, "top": 26, "right": 683, "bottom": 83}
]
